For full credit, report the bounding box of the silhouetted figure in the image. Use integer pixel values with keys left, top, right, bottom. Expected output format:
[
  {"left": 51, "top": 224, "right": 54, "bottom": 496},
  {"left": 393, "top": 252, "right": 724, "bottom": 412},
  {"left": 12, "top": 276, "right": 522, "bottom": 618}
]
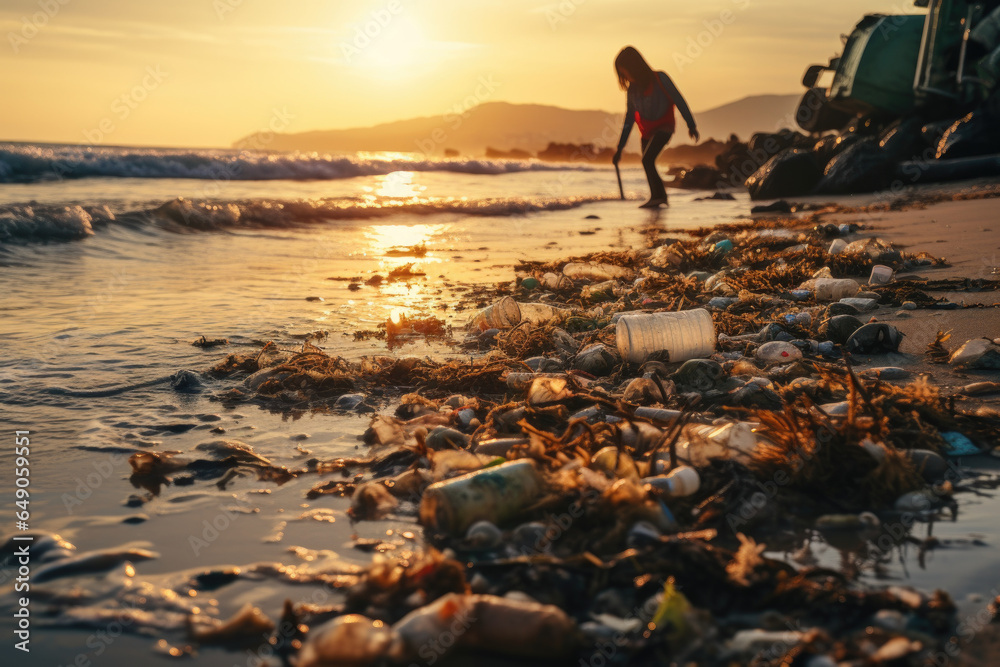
[{"left": 612, "top": 46, "right": 699, "bottom": 208}]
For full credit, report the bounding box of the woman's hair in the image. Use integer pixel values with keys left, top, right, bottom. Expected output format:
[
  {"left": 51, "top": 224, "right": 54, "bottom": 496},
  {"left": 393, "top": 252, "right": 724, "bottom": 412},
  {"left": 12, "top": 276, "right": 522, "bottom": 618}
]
[{"left": 615, "top": 46, "right": 655, "bottom": 91}]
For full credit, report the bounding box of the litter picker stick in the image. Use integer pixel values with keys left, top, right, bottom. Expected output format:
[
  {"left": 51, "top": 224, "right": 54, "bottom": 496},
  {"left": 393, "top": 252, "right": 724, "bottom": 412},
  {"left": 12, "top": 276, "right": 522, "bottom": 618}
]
[{"left": 614, "top": 163, "right": 624, "bottom": 200}]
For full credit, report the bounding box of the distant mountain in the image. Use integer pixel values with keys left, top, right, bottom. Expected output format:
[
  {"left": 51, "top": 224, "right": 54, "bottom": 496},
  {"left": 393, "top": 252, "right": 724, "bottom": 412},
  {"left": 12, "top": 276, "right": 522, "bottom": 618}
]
[
  {"left": 694, "top": 94, "right": 801, "bottom": 142},
  {"left": 233, "top": 95, "right": 803, "bottom": 156}
]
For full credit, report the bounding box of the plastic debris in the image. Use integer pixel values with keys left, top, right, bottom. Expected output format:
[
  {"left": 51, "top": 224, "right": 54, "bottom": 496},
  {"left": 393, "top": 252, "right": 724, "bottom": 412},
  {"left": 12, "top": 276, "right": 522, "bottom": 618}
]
[
  {"left": 940, "top": 431, "right": 981, "bottom": 457},
  {"left": 419, "top": 460, "right": 541, "bottom": 534}
]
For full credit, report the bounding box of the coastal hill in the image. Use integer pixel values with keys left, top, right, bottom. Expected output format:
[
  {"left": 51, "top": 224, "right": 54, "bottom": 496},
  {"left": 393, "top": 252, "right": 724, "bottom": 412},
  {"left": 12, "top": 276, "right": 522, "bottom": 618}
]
[{"left": 233, "top": 95, "right": 800, "bottom": 156}]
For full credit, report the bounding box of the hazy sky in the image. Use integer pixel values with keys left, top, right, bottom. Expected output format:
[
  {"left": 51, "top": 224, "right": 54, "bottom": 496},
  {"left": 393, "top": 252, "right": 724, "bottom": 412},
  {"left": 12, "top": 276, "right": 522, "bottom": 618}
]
[{"left": 0, "top": 0, "right": 922, "bottom": 147}]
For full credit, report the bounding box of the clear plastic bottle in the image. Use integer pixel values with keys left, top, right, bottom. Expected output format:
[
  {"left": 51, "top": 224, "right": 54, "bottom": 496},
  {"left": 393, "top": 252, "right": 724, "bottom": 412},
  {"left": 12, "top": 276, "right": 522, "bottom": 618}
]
[
  {"left": 562, "top": 261, "right": 633, "bottom": 282},
  {"left": 813, "top": 278, "right": 860, "bottom": 301},
  {"left": 616, "top": 309, "right": 716, "bottom": 364},
  {"left": 517, "top": 302, "right": 571, "bottom": 324},
  {"left": 469, "top": 296, "right": 521, "bottom": 330}
]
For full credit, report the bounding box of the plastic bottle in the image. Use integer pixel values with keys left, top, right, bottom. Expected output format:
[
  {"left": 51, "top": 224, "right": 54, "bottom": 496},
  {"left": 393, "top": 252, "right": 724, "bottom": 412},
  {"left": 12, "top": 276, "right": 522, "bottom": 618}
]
[
  {"left": 469, "top": 296, "right": 521, "bottom": 331},
  {"left": 616, "top": 309, "right": 716, "bottom": 364},
  {"left": 541, "top": 272, "right": 571, "bottom": 290},
  {"left": 562, "top": 261, "right": 633, "bottom": 282},
  {"left": 419, "top": 460, "right": 541, "bottom": 534},
  {"left": 675, "top": 422, "right": 759, "bottom": 467},
  {"left": 393, "top": 593, "right": 577, "bottom": 661},
  {"left": 473, "top": 438, "right": 528, "bottom": 457},
  {"left": 643, "top": 465, "right": 701, "bottom": 497},
  {"left": 634, "top": 407, "right": 683, "bottom": 421},
  {"left": 581, "top": 280, "right": 618, "bottom": 302},
  {"left": 813, "top": 278, "right": 860, "bottom": 301},
  {"left": 517, "top": 302, "right": 571, "bottom": 324}
]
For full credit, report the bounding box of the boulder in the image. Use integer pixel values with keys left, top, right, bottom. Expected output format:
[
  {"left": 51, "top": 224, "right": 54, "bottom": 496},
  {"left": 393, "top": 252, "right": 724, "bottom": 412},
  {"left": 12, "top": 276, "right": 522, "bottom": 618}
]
[
  {"left": 816, "top": 136, "right": 891, "bottom": 195},
  {"left": 936, "top": 107, "right": 1000, "bottom": 160},
  {"left": 676, "top": 165, "right": 723, "bottom": 190},
  {"left": 745, "top": 148, "right": 824, "bottom": 200}
]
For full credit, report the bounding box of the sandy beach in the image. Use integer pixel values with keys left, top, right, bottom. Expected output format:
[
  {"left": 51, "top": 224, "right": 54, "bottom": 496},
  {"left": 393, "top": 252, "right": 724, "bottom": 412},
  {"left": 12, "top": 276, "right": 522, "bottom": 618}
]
[
  {"left": 6, "top": 1, "right": 1000, "bottom": 664},
  {"left": 6, "top": 172, "right": 999, "bottom": 666}
]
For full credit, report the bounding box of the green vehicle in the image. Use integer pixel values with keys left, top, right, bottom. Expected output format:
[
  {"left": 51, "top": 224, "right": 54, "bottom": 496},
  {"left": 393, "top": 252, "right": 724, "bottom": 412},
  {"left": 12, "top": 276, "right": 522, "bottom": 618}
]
[{"left": 797, "top": 0, "right": 1000, "bottom": 133}]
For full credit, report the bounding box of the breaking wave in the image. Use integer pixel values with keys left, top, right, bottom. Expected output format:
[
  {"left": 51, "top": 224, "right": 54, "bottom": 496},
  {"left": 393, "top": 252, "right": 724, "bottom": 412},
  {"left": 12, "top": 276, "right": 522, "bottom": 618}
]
[
  {"left": 0, "top": 194, "right": 616, "bottom": 244},
  {"left": 0, "top": 143, "right": 599, "bottom": 183}
]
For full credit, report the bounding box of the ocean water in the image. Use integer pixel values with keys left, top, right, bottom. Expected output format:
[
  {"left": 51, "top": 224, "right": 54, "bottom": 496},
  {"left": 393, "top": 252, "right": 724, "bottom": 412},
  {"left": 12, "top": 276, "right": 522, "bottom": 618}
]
[
  {"left": 1, "top": 143, "right": 996, "bottom": 665},
  {"left": 0, "top": 143, "right": 753, "bottom": 664}
]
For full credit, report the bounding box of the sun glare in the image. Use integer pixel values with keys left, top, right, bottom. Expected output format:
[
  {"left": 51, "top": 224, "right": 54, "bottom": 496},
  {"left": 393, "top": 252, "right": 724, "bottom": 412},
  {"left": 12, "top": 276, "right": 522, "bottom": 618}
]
[{"left": 354, "top": 17, "right": 428, "bottom": 77}]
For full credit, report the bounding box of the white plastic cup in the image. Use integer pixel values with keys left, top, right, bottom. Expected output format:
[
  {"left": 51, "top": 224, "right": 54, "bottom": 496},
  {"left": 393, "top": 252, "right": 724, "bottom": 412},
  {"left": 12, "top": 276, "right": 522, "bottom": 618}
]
[
  {"left": 616, "top": 309, "right": 715, "bottom": 364},
  {"left": 869, "top": 265, "right": 893, "bottom": 285},
  {"left": 813, "top": 278, "right": 860, "bottom": 301},
  {"left": 469, "top": 296, "right": 521, "bottom": 331}
]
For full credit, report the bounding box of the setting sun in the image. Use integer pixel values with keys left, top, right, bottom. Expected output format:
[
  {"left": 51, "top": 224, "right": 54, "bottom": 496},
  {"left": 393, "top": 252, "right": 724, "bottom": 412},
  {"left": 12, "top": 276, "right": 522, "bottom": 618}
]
[{"left": 347, "top": 16, "right": 429, "bottom": 77}]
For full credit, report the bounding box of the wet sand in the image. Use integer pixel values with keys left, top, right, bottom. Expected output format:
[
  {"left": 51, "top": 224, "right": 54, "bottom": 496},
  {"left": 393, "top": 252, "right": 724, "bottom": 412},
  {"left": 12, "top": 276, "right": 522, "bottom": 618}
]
[{"left": 3, "top": 177, "right": 1000, "bottom": 666}]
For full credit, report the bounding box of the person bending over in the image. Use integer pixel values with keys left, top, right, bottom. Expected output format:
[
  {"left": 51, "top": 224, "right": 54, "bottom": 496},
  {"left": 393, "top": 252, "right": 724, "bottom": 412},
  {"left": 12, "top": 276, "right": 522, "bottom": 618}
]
[{"left": 612, "top": 46, "right": 699, "bottom": 208}]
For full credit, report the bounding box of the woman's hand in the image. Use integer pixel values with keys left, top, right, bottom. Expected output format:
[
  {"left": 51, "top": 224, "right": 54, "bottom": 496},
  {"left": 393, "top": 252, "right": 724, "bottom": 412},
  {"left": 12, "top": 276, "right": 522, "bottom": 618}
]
[{"left": 688, "top": 127, "right": 701, "bottom": 143}]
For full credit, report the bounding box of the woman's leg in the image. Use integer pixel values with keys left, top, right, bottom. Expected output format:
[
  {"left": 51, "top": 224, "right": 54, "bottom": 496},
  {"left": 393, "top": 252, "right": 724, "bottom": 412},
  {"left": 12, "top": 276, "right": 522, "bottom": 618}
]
[{"left": 640, "top": 131, "right": 672, "bottom": 206}]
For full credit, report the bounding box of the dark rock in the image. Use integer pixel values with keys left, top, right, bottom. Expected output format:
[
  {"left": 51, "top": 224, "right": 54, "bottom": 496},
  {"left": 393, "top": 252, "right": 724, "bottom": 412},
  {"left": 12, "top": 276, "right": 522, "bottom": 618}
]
[
  {"left": 816, "top": 136, "right": 891, "bottom": 195},
  {"left": 879, "top": 117, "right": 926, "bottom": 162},
  {"left": 827, "top": 302, "right": 861, "bottom": 317},
  {"left": 715, "top": 139, "right": 755, "bottom": 189},
  {"left": 820, "top": 315, "right": 864, "bottom": 345},
  {"left": 677, "top": 165, "right": 723, "bottom": 190},
  {"left": 745, "top": 148, "right": 824, "bottom": 200},
  {"left": 171, "top": 370, "right": 203, "bottom": 393},
  {"left": 573, "top": 344, "right": 618, "bottom": 376},
  {"left": 751, "top": 200, "right": 793, "bottom": 214},
  {"left": 936, "top": 107, "right": 1000, "bottom": 160},
  {"left": 695, "top": 191, "right": 737, "bottom": 201},
  {"left": 672, "top": 359, "right": 723, "bottom": 391},
  {"left": 485, "top": 146, "right": 532, "bottom": 160},
  {"left": 813, "top": 133, "right": 861, "bottom": 169},
  {"left": 748, "top": 129, "right": 810, "bottom": 155},
  {"left": 906, "top": 449, "right": 948, "bottom": 481}
]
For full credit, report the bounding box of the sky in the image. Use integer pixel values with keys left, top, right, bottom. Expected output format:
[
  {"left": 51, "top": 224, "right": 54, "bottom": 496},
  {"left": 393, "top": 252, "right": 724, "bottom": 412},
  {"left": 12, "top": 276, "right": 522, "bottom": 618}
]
[{"left": 0, "top": 0, "right": 923, "bottom": 148}]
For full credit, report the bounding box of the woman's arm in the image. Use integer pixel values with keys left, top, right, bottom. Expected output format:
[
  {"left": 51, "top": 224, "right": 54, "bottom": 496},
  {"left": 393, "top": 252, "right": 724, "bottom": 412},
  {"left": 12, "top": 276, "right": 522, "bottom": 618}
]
[
  {"left": 614, "top": 96, "right": 636, "bottom": 161},
  {"left": 659, "top": 72, "right": 699, "bottom": 141}
]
